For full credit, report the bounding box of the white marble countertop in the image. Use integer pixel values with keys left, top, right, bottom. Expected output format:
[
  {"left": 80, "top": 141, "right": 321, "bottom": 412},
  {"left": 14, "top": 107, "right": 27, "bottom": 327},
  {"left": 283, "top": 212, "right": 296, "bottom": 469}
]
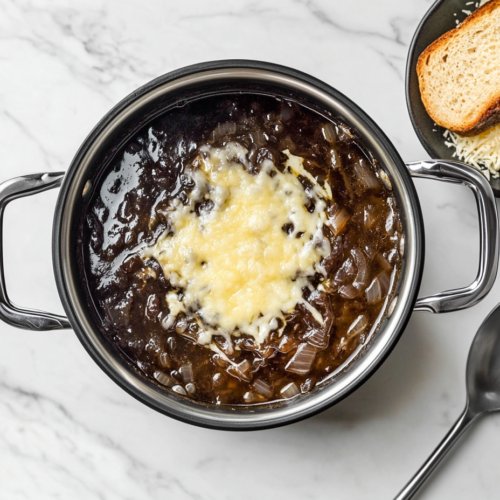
[{"left": 1, "top": 0, "right": 499, "bottom": 498}]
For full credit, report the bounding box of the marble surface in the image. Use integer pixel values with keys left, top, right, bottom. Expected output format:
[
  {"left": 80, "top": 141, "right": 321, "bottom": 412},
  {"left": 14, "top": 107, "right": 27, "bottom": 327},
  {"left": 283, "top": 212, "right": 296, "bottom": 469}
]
[{"left": 1, "top": 0, "right": 499, "bottom": 498}]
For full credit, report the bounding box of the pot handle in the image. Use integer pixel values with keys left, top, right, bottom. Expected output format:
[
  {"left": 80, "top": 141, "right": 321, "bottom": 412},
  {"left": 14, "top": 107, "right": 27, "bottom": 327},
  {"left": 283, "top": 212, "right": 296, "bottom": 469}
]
[
  {"left": 407, "top": 160, "right": 499, "bottom": 313},
  {"left": 0, "top": 172, "right": 71, "bottom": 330}
]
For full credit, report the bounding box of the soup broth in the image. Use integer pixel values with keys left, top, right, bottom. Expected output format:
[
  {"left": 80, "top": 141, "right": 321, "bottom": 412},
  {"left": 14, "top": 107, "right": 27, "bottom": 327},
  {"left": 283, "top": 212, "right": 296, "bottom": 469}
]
[{"left": 78, "top": 93, "right": 402, "bottom": 406}]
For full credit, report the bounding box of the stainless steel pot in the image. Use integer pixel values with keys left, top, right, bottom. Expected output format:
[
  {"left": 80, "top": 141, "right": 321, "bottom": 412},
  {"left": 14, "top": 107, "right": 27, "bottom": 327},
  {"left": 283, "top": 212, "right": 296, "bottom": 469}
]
[{"left": 0, "top": 61, "right": 497, "bottom": 430}]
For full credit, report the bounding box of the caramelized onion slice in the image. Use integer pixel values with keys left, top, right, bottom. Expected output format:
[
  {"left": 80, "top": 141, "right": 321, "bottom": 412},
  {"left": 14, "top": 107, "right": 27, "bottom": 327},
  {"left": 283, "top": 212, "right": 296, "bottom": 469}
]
[
  {"left": 365, "top": 277, "right": 382, "bottom": 304},
  {"left": 353, "top": 161, "right": 380, "bottom": 190},
  {"left": 379, "top": 169, "right": 392, "bottom": 191},
  {"left": 237, "top": 359, "right": 251, "bottom": 375},
  {"left": 351, "top": 247, "right": 369, "bottom": 290},
  {"left": 253, "top": 379, "right": 274, "bottom": 398},
  {"left": 386, "top": 198, "right": 396, "bottom": 235},
  {"left": 329, "top": 257, "right": 355, "bottom": 292},
  {"left": 304, "top": 327, "right": 330, "bottom": 349},
  {"left": 185, "top": 383, "right": 196, "bottom": 395},
  {"left": 365, "top": 271, "right": 391, "bottom": 304},
  {"left": 213, "top": 335, "right": 234, "bottom": 356},
  {"left": 227, "top": 359, "right": 252, "bottom": 382},
  {"left": 243, "top": 391, "right": 262, "bottom": 404},
  {"left": 179, "top": 363, "right": 194, "bottom": 384},
  {"left": 387, "top": 248, "right": 399, "bottom": 265},
  {"left": 347, "top": 315, "right": 369, "bottom": 339},
  {"left": 399, "top": 234, "right": 405, "bottom": 258},
  {"left": 159, "top": 352, "right": 172, "bottom": 369},
  {"left": 278, "top": 334, "right": 298, "bottom": 353},
  {"left": 339, "top": 284, "right": 360, "bottom": 299},
  {"left": 285, "top": 343, "right": 317, "bottom": 375},
  {"left": 172, "top": 385, "right": 187, "bottom": 396},
  {"left": 153, "top": 371, "right": 175, "bottom": 388},
  {"left": 327, "top": 208, "right": 350, "bottom": 235},
  {"left": 331, "top": 149, "right": 341, "bottom": 169},
  {"left": 175, "top": 319, "right": 199, "bottom": 343},
  {"left": 322, "top": 123, "right": 337, "bottom": 144},
  {"left": 175, "top": 318, "right": 188, "bottom": 334},
  {"left": 280, "top": 382, "right": 300, "bottom": 399}
]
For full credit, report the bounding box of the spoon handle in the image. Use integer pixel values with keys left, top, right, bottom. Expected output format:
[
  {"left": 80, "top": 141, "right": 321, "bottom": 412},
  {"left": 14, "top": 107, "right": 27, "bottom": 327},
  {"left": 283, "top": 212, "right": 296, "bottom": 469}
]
[{"left": 394, "top": 406, "right": 478, "bottom": 500}]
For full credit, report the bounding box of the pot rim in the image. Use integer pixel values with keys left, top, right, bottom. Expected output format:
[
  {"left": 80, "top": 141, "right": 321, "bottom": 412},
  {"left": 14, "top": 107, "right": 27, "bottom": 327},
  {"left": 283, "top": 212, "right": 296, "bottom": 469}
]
[{"left": 52, "top": 59, "right": 424, "bottom": 431}]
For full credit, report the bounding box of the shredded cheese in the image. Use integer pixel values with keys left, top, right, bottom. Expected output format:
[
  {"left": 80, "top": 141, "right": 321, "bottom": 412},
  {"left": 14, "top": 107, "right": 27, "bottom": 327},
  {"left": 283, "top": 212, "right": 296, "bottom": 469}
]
[
  {"left": 444, "top": 125, "right": 500, "bottom": 180},
  {"left": 142, "top": 143, "right": 332, "bottom": 346}
]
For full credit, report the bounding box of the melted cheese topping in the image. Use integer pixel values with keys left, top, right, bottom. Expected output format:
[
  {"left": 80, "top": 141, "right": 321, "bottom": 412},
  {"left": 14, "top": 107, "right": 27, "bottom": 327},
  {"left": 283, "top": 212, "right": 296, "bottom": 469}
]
[{"left": 142, "top": 142, "right": 331, "bottom": 345}]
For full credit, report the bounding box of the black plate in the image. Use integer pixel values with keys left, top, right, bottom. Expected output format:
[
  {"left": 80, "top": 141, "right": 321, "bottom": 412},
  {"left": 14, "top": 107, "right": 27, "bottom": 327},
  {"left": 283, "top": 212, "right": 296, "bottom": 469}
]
[{"left": 406, "top": 0, "right": 500, "bottom": 197}]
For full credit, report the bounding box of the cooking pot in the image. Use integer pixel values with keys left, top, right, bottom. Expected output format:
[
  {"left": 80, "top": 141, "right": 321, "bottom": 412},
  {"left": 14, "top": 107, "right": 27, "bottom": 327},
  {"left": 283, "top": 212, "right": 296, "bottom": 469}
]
[{"left": 0, "top": 60, "right": 497, "bottom": 430}]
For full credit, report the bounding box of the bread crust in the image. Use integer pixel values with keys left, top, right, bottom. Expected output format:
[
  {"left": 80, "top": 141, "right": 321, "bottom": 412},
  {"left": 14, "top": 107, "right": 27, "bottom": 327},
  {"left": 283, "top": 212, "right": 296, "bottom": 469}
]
[{"left": 417, "top": 0, "right": 500, "bottom": 136}]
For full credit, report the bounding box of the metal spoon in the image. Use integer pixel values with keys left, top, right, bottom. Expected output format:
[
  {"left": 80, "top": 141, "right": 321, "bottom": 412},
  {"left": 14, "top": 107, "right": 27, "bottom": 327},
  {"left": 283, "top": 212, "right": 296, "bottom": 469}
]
[{"left": 395, "top": 302, "right": 500, "bottom": 500}]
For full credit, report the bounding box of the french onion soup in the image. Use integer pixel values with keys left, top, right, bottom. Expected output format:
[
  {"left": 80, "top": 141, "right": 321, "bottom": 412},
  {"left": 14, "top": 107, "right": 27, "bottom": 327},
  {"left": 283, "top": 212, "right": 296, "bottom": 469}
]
[{"left": 78, "top": 94, "right": 402, "bottom": 406}]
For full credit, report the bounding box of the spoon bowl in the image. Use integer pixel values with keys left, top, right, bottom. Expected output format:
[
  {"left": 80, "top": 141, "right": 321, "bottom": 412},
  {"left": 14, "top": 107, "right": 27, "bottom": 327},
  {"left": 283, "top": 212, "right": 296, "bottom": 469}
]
[{"left": 467, "top": 304, "right": 500, "bottom": 414}]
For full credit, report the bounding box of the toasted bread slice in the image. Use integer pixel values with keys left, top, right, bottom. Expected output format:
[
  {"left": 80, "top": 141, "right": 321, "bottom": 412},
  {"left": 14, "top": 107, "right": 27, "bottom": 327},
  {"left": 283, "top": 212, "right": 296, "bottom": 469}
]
[{"left": 417, "top": 0, "right": 500, "bottom": 136}]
